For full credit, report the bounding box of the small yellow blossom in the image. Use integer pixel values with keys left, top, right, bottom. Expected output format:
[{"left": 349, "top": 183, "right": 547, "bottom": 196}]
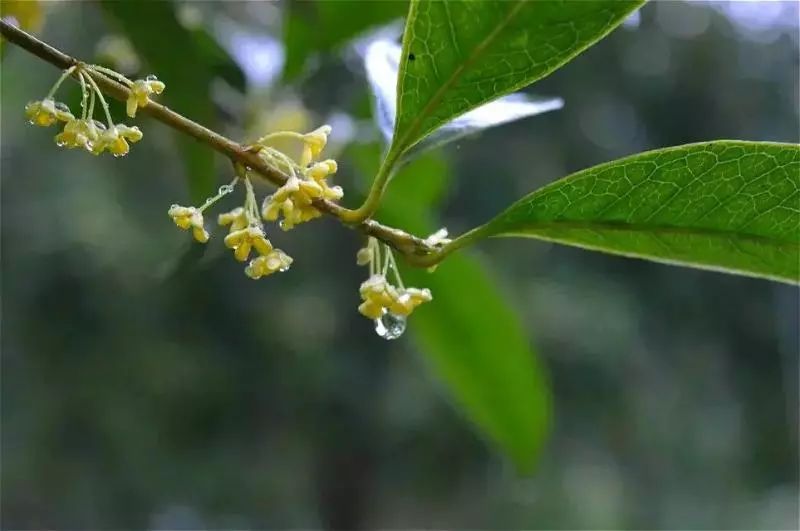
[
  {"left": 126, "top": 76, "right": 166, "bottom": 117},
  {"left": 300, "top": 124, "right": 331, "bottom": 166},
  {"left": 218, "top": 207, "right": 248, "bottom": 232},
  {"left": 25, "top": 98, "right": 74, "bottom": 127},
  {"left": 54, "top": 119, "right": 101, "bottom": 150},
  {"left": 244, "top": 249, "right": 293, "bottom": 279},
  {"left": 388, "top": 287, "right": 433, "bottom": 316},
  {"left": 168, "top": 204, "right": 209, "bottom": 243},
  {"left": 306, "top": 159, "right": 338, "bottom": 181},
  {"left": 223, "top": 225, "right": 273, "bottom": 262},
  {"left": 356, "top": 247, "right": 373, "bottom": 266},
  {"left": 91, "top": 124, "right": 143, "bottom": 157},
  {"left": 358, "top": 274, "right": 432, "bottom": 320}
]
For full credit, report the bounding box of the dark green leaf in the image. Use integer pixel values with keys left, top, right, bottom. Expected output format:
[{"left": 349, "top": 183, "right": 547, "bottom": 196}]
[
  {"left": 484, "top": 141, "right": 800, "bottom": 284},
  {"left": 350, "top": 144, "right": 551, "bottom": 472},
  {"left": 389, "top": 0, "right": 643, "bottom": 158},
  {"left": 283, "top": 0, "right": 408, "bottom": 80},
  {"left": 102, "top": 1, "right": 244, "bottom": 201}
]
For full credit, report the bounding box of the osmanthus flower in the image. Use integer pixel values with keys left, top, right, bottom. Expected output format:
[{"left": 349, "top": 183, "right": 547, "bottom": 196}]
[
  {"left": 26, "top": 64, "right": 154, "bottom": 159},
  {"left": 223, "top": 225, "right": 273, "bottom": 262},
  {"left": 126, "top": 76, "right": 166, "bottom": 118},
  {"left": 25, "top": 98, "right": 74, "bottom": 127},
  {"left": 358, "top": 274, "right": 432, "bottom": 319},
  {"left": 91, "top": 124, "right": 143, "bottom": 157},
  {"left": 355, "top": 237, "right": 432, "bottom": 340},
  {"left": 262, "top": 176, "right": 323, "bottom": 230},
  {"left": 244, "top": 249, "right": 293, "bottom": 279},
  {"left": 217, "top": 193, "right": 294, "bottom": 279},
  {"left": 300, "top": 125, "right": 332, "bottom": 166},
  {"left": 168, "top": 204, "right": 209, "bottom": 243},
  {"left": 54, "top": 119, "right": 102, "bottom": 150},
  {"left": 261, "top": 158, "right": 343, "bottom": 230}
]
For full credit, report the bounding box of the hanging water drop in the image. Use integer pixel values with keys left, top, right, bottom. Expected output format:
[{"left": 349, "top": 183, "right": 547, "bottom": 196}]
[
  {"left": 374, "top": 311, "right": 406, "bottom": 340},
  {"left": 146, "top": 74, "right": 158, "bottom": 82},
  {"left": 54, "top": 101, "right": 71, "bottom": 113}
]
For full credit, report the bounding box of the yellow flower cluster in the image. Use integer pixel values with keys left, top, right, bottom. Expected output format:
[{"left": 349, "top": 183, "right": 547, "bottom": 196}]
[
  {"left": 25, "top": 66, "right": 155, "bottom": 158},
  {"left": 257, "top": 125, "right": 343, "bottom": 231},
  {"left": 355, "top": 238, "right": 432, "bottom": 329},
  {"left": 126, "top": 76, "right": 165, "bottom": 117},
  {"left": 219, "top": 206, "right": 294, "bottom": 279},
  {"left": 261, "top": 161, "right": 342, "bottom": 230},
  {"left": 167, "top": 177, "right": 294, "bottom": 280},
  {"left": 358, "top": 275, "right": 432, "bottom": 320}
]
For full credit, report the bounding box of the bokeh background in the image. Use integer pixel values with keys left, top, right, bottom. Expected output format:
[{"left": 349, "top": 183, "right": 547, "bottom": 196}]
[{"left": 1, "top": 1, "right": 798, "bottom": 529}]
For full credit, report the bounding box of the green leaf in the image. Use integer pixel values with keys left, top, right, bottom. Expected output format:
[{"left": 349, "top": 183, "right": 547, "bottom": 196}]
[
  {"left": 483, "top": 141, "right": 800, "bottom": 284},
  {"left": 389, "top": 0, "right": 643, "bottom": 158},
  {"left": 350, "top": 144, "right": 551, "bottom": 472},
  {"left": 283, "top": 0, "right": 408, "bottom": 80},
  {"left": 101, "top": 1, "right": 244, "bottom": 201}
]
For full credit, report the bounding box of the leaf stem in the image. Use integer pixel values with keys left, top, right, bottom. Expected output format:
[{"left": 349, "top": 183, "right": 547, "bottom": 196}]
[{"left": 340, "top": 149, "right": 400, "bottom": 224}]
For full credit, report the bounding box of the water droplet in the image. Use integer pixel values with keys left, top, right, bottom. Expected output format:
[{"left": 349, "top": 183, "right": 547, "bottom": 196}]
[
  {"left": 374, "top": 311, "right": 406, "bottom": 340},
  {"left": 54, "top": 101, "right": 71, "bottom": 112},
  {"left": 278, "top": 220, "right": 286, "bottom": 230},
  {"left": 146, "top": 74, "right": 158, "bottom": 81},
  {"left": 218, "top": 184, "right": 233, "bottom": 195}
]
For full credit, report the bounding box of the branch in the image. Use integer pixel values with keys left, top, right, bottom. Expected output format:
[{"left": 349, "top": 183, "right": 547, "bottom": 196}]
[{"left": 0, "top": 19, "right": 448, "bottom": 263}]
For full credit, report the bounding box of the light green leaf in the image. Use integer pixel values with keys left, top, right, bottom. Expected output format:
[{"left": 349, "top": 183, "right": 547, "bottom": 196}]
[
  {"left": 388, "top": 0, "right": 643, "bottom": 158},
  {"left": 483, "top": 141, "right": 800, "bottom": 284},
  {"left": 283, "top": 0, "right": 408, "bottom": 80},
  {"left": 102, "top": 1, "right": 244, "bottom": 201},
  {"left": 350, "top": 144, "right": 551, "bottom": 472}
]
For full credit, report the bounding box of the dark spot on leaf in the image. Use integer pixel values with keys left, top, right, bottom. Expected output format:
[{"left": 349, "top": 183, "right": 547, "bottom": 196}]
[{"left": 408, "top": 53, "right": 416, "bottom": 61}]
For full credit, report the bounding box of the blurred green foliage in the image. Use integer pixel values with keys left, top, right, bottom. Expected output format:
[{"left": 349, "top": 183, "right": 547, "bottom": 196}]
[
  {"left": 102, "top": 1, "right": 243, "bottom": 201},
  {"left": 283, "top": 0, "right": 407, "bottom": 80}
]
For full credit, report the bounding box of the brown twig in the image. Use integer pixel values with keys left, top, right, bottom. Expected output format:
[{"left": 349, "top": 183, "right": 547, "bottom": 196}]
[{"left": 0, "top": 19, "right": 444, "bottom": 262}]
